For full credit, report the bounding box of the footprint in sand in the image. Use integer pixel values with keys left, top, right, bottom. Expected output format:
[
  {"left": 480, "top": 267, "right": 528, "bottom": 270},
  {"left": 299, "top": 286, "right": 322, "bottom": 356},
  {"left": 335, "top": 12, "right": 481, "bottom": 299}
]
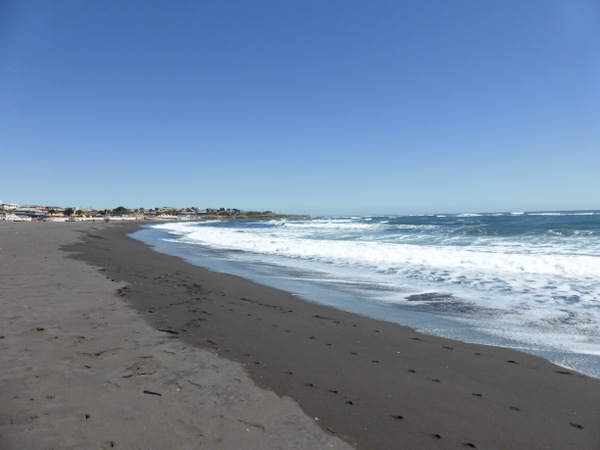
[
  {"left": 120, "top": 356, "right": 163, "bottom": 378},
  {"left": 103, "top": 381, "right": 120, "bottom": 391}
]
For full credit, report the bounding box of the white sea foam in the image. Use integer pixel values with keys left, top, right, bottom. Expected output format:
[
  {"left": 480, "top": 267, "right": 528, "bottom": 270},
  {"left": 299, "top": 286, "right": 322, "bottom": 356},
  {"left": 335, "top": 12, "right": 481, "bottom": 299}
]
[
  {"left": 528, "top": 211, "right": 599, "bottom": 216},
  {"left": 150, "top": 214, "right": 600, "bottom": 375},
  {"left": 156, "top": 221, "right": 600, "bottom": 279}
]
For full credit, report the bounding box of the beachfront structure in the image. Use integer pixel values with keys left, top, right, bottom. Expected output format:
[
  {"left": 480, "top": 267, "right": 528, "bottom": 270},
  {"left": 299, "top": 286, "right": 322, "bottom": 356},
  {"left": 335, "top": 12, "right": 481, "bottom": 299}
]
[
  {"left": 14, "top": 206, "right": 46, "bottom": 218},
  {"left": 45, "top": 207, "right": 65, "bottom": 217},
  {"left": 0, "top": 202, "right": 18, "bottom": 210}
]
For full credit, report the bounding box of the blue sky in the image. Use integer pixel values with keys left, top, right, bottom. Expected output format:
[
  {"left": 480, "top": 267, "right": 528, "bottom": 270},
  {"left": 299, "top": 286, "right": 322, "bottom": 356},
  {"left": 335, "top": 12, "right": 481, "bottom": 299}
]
[{"left": 1, "top": 1, "right": 599, "bottom": 216}]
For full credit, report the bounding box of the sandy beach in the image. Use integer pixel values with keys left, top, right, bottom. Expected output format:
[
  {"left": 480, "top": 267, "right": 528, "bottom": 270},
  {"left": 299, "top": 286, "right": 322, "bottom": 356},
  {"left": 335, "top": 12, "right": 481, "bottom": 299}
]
[
  {"left": 0, "top": 222, "right": 347, "bottom": 449},
  {"left": 2, "top": 221, "right": 600, "bottom": 449}
]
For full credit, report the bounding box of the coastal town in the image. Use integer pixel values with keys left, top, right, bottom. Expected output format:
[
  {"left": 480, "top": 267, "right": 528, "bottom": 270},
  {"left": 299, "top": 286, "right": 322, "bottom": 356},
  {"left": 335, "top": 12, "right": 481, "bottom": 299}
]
[{"left": 0, "top": 201, "right": 302, "bottom": 222}]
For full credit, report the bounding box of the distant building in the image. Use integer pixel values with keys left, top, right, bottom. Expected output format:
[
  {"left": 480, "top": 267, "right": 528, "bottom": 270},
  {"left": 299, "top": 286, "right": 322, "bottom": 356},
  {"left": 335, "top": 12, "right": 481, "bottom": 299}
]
[
  {"left": 0, "top": 201, "right": 18, "bottom": 210},
  {"left": 45, "top": 206, "right": 65, "bottom": 217},
  {"left": 14, "top": 206, "right": 46, "bottom": 218},
  {"left": 79, "top": 208, "right": 97, "bottom": 216}
]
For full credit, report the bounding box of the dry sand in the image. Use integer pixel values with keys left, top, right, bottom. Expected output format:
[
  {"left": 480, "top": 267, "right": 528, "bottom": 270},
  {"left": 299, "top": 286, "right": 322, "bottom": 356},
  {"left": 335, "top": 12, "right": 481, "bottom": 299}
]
[
  {"left": 0, "top": 222, "right": 348, "bottom": 449},
  {"left": 2, "top": 221, "right": 600, "bottom": 449}
]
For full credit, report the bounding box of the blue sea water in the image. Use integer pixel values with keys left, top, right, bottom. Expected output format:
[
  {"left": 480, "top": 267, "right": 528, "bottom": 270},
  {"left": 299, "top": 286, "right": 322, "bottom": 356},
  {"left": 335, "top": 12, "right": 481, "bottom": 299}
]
[{"left": 131, "top": 211, "right": 600, "bottom": 378}]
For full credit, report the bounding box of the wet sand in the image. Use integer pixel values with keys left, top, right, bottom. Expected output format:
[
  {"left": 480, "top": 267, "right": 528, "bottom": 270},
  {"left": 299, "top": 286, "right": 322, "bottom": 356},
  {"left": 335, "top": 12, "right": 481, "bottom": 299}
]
[{"left": 2, "top": 221, "right": 600, "bottom": 449}]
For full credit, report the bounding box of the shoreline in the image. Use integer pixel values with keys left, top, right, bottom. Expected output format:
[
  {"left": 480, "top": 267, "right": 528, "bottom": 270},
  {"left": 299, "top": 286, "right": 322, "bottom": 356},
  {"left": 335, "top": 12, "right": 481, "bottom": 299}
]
[
  {"left": 66, "top": 222, "right": 600, "bottom": 448},
  {"left": 134, "top": 221, "right": 600, "bottom": 380}
]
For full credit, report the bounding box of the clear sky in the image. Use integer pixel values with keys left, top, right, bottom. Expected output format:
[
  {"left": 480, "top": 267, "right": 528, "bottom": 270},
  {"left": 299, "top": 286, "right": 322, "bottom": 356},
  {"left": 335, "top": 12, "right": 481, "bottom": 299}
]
[{"left": 1, "top": 1, "right": 599, "bottom": 216}]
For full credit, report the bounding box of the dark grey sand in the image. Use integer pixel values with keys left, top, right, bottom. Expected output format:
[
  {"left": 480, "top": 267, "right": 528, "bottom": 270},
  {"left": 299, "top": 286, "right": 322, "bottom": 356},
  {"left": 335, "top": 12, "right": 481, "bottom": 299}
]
[
  {"left": 2, "top": 221, "right": 600, "bottom": 449},
  {"left": 0, "top": 222, "right": 348, "bottom": 449}
]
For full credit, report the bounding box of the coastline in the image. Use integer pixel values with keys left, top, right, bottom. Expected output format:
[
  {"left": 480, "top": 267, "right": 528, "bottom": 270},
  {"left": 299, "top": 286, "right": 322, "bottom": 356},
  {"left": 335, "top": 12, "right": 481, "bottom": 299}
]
[
  {"left": 67, "top": 222, "right": 600, "bottom": 448},
  {"left": 2, "top": 220, "right": 599, "bottom": 448}
]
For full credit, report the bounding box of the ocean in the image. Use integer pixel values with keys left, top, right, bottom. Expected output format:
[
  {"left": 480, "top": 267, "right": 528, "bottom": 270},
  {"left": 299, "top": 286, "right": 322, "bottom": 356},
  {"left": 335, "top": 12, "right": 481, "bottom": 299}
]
[{"left": 131, "top": 211, "right": 600, "bottom": 378}]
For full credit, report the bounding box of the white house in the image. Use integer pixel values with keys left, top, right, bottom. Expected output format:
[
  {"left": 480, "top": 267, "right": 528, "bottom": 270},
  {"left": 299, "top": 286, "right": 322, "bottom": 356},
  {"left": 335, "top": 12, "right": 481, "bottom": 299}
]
[{"left": 0, "top": 201, "right": 18, "bottom": 210}]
